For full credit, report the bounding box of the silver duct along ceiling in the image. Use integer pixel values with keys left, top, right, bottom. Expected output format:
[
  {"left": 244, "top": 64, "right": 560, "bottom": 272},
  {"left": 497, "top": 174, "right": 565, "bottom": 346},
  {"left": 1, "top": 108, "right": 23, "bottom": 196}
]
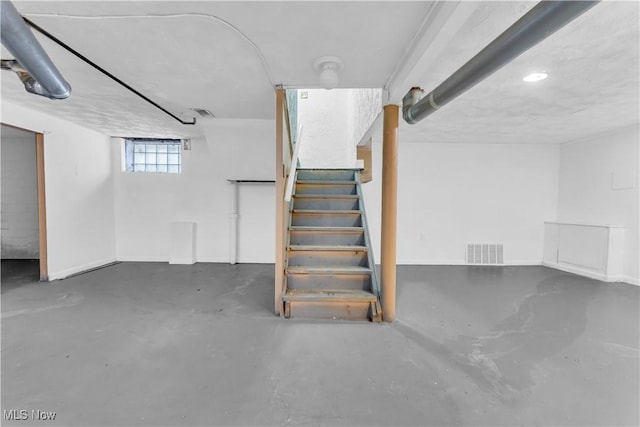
[
  {"left": 402, "top": 0, "right": 600, "bottom": 125},
  {"left": 1, "top": 0, "right": 71, "bottom": 99}
]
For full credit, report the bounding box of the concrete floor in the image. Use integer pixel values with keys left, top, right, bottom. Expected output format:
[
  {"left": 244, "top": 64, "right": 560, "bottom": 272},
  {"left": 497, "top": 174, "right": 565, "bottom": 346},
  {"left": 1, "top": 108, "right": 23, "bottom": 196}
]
[{"left": 1, "top": 261, "right": 638, "bottom": 426}]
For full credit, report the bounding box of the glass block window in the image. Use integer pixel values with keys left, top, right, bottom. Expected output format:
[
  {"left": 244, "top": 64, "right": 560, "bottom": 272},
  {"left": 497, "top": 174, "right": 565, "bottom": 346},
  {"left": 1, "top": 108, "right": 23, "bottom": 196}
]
[{"left": 124, "top": 138, "right": 182, "bottom": 173}]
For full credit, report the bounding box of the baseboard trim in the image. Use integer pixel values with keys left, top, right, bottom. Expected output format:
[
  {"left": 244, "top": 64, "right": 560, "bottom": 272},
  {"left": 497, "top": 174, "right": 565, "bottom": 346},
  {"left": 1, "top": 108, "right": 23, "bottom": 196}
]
[
  {"left": 396, "top": 259, "right": 541, "bottom": 266},
  {"left": 49, "top": 257, "right": 118, "bottom": 281},
  {"left": 234, "top": 260, "right": 275, "bottom": 264},
  {"left": 46, "top": 258, "right": 640, "bottom": 287},
  {"left": 117, "top": 257, "right": 275, "bottom": 264},
  {"left": 169, "top": 259, "right": 196, "bottom": 265},
  {"left": 116, "top": 256, "right": 167, "bottom": 263},
  {"left": 541, "top": 261, "right": 637, "bottom": 285},
  {"left": 542, "top": 261, "right": 607, "bottom": 281}
]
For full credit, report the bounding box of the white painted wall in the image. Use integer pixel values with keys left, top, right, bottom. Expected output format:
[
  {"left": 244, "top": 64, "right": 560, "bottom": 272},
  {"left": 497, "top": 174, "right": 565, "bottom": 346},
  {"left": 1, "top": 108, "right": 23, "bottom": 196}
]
[
  {"left": 297, "top": 89, "right": 382, "bottom": 168},
  {"left": 348, "top": 89, "right": 382, "bottom": 147},
  {"left": 1, "top": 125, "right": 39, "bottom": 259},
  {"left": 297, "top": 89, "right": 353, "bottom": 168},
  {"left": 4, "top": 99, "right": 633, "bottom": 286},
  {"left": 113, "top": 119, "right": 275, "bottom": 263},
  {"left": 556, "top": 125, "right": 639, "bottom": 284},
  {"left": 1, "top": 101, "right": 116, "bottom": 279},
  {"left": 362, "top": 139, "right": 560, "bottom": 265}
]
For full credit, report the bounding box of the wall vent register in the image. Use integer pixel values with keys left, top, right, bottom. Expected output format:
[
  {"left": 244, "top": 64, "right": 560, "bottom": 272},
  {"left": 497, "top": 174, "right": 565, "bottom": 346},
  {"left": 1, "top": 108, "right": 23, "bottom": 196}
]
[{"left": 466, "top": 243, "right": 504, "bottom": 265}]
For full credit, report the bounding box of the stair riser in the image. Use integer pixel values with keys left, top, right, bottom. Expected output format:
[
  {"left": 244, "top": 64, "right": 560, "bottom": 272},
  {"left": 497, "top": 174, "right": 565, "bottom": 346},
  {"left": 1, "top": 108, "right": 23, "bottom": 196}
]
[
  {"left": 291, "top": 214, "right": 362, "bottom": 227},
  {"left": 288, "top": 250, "right": 368, "bottom": 267},
  {"left": 293, "top": 198, "right": 359, "bottom": 210},
  {"left": 287, "top": 274, "right": 371, "bottom": 291},
  {"left": 295, "top": 183, "right": 357, "bottom": 195},
  {"left": 289, "top": 231, "right": 365, "bottom": 246},
  {"left": 286, "top": 301, "right": 371, "bottom": 320},
  {"left": 297, "top": 170, "right": 356, "bottom": 181},
  {"left": 282, "top": 169, "right": 379, "bottom": 322}
]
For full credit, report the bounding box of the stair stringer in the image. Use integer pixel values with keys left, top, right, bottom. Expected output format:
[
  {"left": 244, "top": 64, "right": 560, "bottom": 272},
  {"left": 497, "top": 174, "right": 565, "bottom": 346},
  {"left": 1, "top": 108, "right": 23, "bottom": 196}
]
[
  {"left": 281, "top": 168, "right": 381, "bottom": 322},
  {"left": 280, "top": 169, "right": 297, "bottom": 317},
  {"left": 355, "top": 170, "right": 382, "bottom": 322}
]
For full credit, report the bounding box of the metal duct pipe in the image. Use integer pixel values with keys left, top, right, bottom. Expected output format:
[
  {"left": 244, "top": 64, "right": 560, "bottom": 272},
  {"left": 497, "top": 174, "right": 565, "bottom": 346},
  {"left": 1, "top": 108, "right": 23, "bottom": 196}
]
[
  {"left": 1, "top": 0, "right": 71, "bottom": 99},
  {"left": 402, "top": 0, "right": 599, "bottom": 125}
]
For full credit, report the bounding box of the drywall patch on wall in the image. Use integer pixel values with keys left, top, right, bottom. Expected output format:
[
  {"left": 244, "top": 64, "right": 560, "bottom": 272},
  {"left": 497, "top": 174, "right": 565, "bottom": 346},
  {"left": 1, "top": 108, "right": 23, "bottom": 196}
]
[{"left": 1, "top": 125, "right": 39, "bottom": 259}]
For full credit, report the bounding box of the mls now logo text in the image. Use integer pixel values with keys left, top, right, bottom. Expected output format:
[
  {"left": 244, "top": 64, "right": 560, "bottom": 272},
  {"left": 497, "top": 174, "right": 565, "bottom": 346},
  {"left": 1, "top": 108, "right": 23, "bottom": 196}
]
[{"left": 4, "top": 409, "right": 57, "bottom": 421}]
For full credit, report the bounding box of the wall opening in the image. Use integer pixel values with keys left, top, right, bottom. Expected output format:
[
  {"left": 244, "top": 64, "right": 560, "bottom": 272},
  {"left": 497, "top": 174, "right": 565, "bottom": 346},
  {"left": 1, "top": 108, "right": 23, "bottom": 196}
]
[
  {"left": 293, "top": 88, "right": 381, "bottom": 169},
  {"left": 1, "top": 124, "right": 48, "bottom": 286}
]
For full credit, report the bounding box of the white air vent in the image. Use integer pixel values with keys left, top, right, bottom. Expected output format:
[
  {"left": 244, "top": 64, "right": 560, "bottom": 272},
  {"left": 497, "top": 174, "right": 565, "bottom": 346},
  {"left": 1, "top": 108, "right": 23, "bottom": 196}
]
[{"left": 466, "top": 243, "right": 504, "bottom": 265}]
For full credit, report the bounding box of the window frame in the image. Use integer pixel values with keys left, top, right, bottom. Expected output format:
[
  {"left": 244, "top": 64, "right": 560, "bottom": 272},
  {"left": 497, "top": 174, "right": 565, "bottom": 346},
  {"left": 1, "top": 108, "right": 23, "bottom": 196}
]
[{"left": 124, "top": 138, "right": 182, "bottom": 174}]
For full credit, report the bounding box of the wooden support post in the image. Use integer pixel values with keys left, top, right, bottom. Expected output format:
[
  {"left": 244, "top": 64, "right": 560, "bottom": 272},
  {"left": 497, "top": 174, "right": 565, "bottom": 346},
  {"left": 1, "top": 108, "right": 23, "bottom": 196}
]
[
  {"left": 274, "top": 88, "right": 285, "bottom": 315},
  {"left": 35, "top": 133, "right": 49, "bottom": 282},
  {"left": 357, "top": 137, "right": 372, "bottom": 183},
  {"left": 381, "top": 104, "right": 399, "bottom": 322}
]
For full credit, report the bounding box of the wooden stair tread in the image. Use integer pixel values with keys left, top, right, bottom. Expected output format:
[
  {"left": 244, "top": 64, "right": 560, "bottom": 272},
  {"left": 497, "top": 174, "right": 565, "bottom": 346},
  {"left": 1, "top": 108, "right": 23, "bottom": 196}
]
[
  {"left": 296, "top": 180, "right": 356, "bottom": 185},
  {"left": 288, "top": 245, "right": 367, "bottom": 251},
  {"left": 283, "top": 289, "right": 377, "bottom": 302},
  {"left": 290, "top": 226, "right": 364, "bottom": 232},
  {"left": 284, "top": 169, "right": 379, "bottom": 321},
  {"left": 297, "top": 168, "right": 359, "bottom": 171},
  {"left": 293, "top": 194, "right": 359, "bottom": 199},
  {"left": 286, "top": 266, "right": 372, "bottom": 275},
  {"left": 292, "top": 209, "right": 360, "bottom": 214}
]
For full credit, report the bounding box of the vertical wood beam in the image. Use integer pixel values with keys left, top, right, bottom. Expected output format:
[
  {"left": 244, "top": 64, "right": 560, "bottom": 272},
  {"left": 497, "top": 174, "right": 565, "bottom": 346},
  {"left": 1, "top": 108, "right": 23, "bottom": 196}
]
[
  {"left": 381, "top": 104, "right": 399, "bottom": 321},
  {"left": 35, "top": 133, "right": 48, "bottom": 281},
  {"left": 357, "top": 137, "right": 372, "bottom": 183},
  {"left": 274, "top": 88, "right": 285, "bottom": 315}
]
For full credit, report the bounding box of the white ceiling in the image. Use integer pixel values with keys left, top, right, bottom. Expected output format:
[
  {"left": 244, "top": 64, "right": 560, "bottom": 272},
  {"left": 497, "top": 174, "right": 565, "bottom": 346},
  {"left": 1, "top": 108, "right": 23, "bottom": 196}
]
[
  {"left": 2, "top": 1, "right": 432, "bottom": 138},
  {"left": 398, "top": 0, "right": 640, "bottom": 145},
  {"left": 1, "top": 1, "right": 638, "bottom": 144}
]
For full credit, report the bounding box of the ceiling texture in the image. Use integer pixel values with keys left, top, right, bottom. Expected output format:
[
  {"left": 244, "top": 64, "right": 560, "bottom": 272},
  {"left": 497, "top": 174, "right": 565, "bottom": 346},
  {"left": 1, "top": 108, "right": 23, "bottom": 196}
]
[{"left": 1, "top": 1, "right": 638, "bottom": 144}]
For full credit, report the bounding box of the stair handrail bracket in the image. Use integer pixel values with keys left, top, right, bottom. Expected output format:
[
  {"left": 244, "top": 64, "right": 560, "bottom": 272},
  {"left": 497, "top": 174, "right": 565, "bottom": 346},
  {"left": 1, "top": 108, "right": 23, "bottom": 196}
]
[
  {"left": 402, "top": 0, "right": 599, "bottom": 125},
  {"left": 284, "top": 125, "right": 303, "bottom": 203}
]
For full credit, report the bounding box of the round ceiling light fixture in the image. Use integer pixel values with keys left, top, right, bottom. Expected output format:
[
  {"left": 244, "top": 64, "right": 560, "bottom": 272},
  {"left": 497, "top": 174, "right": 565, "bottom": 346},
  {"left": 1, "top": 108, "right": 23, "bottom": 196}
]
[
  {"left": 523, "top": 72, "right": 548, "bottom": 82},
  {"left": 313, "top": 56, "right": 344, "bottom": 90}
]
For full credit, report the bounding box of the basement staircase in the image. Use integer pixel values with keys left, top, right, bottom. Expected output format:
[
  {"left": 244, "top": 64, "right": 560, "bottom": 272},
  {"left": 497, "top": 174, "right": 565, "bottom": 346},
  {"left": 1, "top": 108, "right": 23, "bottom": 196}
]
[{"left": 282, "top": 169, "right": 382, "bottom": 321}]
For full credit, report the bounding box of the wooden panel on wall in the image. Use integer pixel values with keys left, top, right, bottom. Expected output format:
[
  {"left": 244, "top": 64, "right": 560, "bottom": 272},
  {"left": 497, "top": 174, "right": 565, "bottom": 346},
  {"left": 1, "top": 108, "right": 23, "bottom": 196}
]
[{"left": 357, "top": 137, "right": 372, "bottom": 183}]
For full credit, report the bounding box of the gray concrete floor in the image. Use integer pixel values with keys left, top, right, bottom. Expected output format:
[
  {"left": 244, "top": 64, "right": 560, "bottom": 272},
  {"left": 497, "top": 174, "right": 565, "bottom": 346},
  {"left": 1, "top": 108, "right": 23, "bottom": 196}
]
[{"left": 1, "top": 261, "right": 638, "bottom": 426}]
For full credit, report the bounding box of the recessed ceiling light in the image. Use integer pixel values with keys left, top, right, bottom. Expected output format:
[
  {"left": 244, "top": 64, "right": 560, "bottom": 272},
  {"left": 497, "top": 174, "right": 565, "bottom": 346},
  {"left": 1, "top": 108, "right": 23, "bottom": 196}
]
[{"left": 523, "top": 72, "right": 548, "bottom": 82}]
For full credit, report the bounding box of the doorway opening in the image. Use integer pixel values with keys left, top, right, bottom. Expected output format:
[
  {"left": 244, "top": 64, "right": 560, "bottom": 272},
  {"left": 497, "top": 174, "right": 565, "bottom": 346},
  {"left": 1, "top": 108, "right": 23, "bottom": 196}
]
[{"left": 1, "top": 124, "right": 48, "bottom": 290}]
